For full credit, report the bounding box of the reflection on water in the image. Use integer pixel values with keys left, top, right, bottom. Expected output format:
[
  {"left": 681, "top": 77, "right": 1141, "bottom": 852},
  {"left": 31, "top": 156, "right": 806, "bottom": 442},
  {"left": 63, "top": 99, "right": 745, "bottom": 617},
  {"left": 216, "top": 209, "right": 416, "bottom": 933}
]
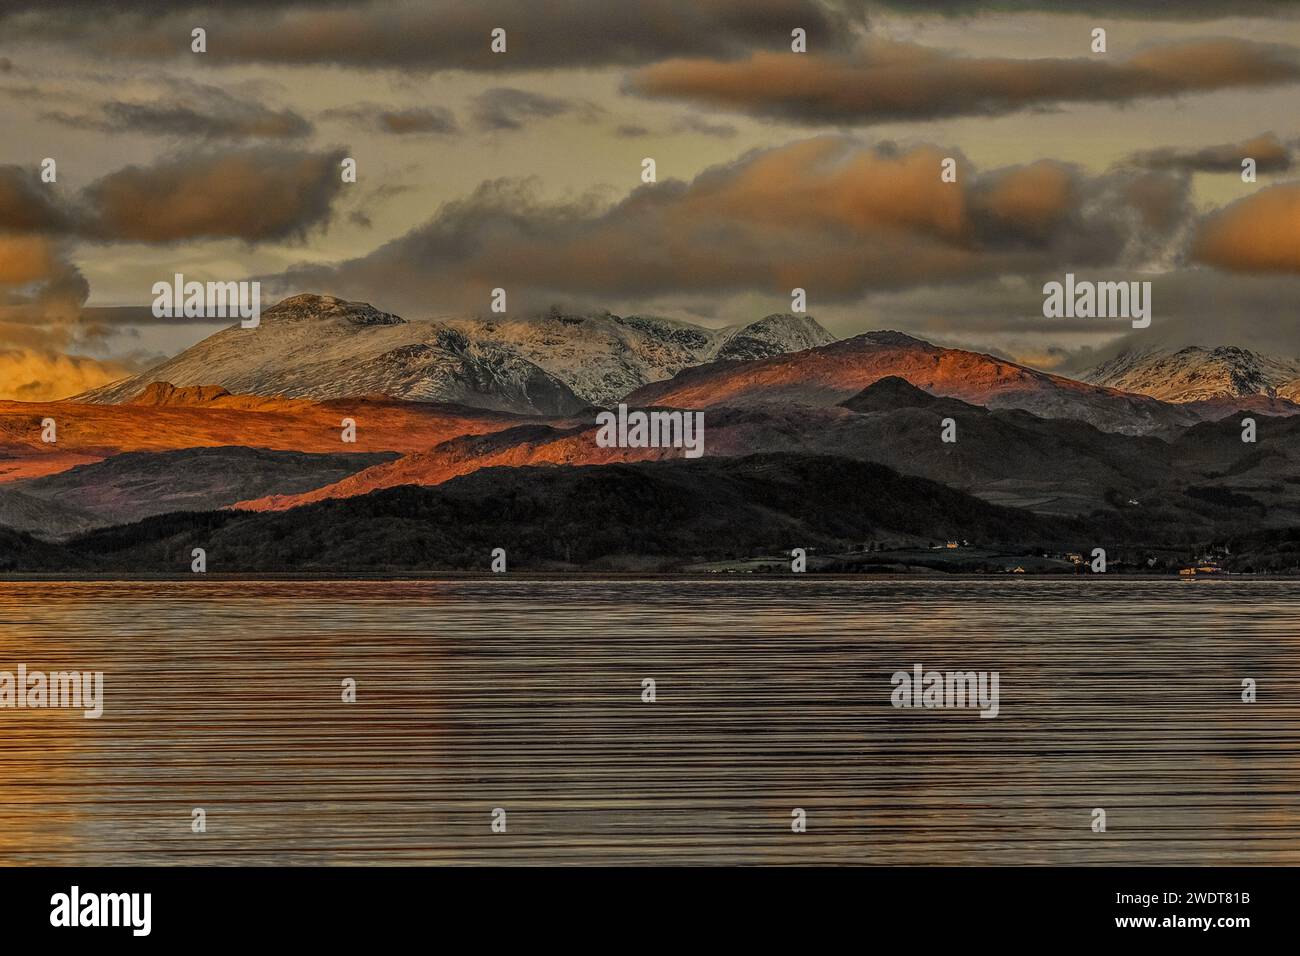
[{"left": 0, "top": 578, "right": 1296, "bottom": 865}]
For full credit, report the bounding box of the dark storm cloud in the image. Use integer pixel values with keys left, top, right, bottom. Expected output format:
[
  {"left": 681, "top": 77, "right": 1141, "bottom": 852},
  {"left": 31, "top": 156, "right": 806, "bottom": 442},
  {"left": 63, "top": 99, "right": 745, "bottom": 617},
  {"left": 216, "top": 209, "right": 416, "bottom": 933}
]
[
  {"left": 863, "top": 0, "right": 1299, "bottom": 17},
  {"left": 41, "top": 83, "right": 314, "bottom": 140},
  {"left": 627, "top": 38, "right": 1300, "bottom": 125},
  {"left": 4, "top": 0, "right": 1286, "bottom": 19},
  {"left": 79, "top": 147, "right": 348, "bottom": 243},
  {"left": 1125, "top": 133, "right": 1293, "bottom": 174},
  {"left": 322, "top": 103, "right": 459, "bottom": 135},
  {"left": 0, "top": 149, "right": 349, "bottom": 245},
  {"left": 264, "top": 137, "right": 1190, "bottom": 314},
  {"left": 471, "top": 88, "right": 601, "bottom": 131},
  {"left": 98, "top": 100, "right": 311, "bottom": 140},
  {"left": 0, "top": 165, "right": 75, "bottom": 234},
  {"left": 0, "top": 1, "right": 353, "bottom": 9},
  {"left": 0, "top": 0, "right": 867, "bottom": 70}
]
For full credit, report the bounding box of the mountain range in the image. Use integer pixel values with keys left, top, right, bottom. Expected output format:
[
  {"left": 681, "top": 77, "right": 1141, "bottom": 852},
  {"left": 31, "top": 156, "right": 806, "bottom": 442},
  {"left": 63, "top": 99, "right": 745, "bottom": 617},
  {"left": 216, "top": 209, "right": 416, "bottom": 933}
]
[
  {"left": 626, "top": 330, "right": 1207, "bottom": 435},
  {"left": 78, "top": 294, "right": 836, "bottom": 415},
  {"left": 4, "top": 293, "right": 1299, "bottom": 572},
  {"left": 5, "top": 444, "right": 1296, "bottom": 573},
  {"left": 1085, "top": 345, "right": 1300, "bottom": 404}
]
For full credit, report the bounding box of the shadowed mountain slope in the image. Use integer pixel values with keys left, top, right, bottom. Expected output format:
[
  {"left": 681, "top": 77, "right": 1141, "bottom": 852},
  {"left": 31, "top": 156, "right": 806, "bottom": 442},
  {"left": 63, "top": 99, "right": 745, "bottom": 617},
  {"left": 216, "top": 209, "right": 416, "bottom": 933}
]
[
  {"left": 12, "top": 453, "right": 1080, "bottom": 573},
  {"left": 9, "top": 446, "right": 397, "bottom": 534}
]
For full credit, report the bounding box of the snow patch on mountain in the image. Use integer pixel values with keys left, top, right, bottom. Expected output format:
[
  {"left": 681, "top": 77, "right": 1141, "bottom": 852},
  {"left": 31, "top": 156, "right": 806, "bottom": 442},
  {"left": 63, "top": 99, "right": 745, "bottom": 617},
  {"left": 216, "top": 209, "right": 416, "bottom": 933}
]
[
  {"left": 1085, "top": 345, "right": 1300, "bottom": 403},
  {"left": 440, "top": 309, "right": 835, "bottom": 406},
  {"left": 78, "top": 295, "right": 583, "bottom": 415},
  {"left": 77, "top": 295, "right": 836, "bottom": 414}
]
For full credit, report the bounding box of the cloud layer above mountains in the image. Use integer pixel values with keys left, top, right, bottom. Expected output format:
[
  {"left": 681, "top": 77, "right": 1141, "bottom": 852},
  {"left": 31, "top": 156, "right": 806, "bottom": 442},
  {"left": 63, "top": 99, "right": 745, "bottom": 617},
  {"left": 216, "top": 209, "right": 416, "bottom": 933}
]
[
  {"left": 0, "top": 148, "right": 347, "bottom": 246},
  {"left": 0, "top": 0, "right": 865, "bottom": 70},
  {"left": 627, "top": 39, "right": 1300, "bottom": 125},
  {"left": 269, "top": 137, "right": 1196, "bottom": 314},
  {"left": 4, "top": 0, "right": 1300, "bottom": 399}
]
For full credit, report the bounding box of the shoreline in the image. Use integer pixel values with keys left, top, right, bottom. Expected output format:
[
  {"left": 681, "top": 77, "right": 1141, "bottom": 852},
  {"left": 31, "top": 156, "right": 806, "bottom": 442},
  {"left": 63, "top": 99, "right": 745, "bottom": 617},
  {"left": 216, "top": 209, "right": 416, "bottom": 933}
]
[{"left": 1, "top": 572, "right": 1295, "bottom": 583}]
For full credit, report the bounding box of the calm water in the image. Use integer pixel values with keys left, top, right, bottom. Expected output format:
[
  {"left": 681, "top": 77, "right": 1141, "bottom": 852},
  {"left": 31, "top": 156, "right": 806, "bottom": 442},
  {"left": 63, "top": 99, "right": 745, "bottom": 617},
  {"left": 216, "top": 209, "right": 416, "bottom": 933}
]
[{"left": 0, "top": 578, "right": 1296, "bottom": 865}]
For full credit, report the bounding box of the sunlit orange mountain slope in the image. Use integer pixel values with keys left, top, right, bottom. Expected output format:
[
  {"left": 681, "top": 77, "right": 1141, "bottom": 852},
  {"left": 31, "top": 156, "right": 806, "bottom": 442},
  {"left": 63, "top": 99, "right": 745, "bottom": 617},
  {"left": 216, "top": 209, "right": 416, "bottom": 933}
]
[
  {"left": 626, "top": 331, "right": 1198, "bottom": 435},
  {"left": 0, "top": 382, "right": 536, "bottom": 482}
]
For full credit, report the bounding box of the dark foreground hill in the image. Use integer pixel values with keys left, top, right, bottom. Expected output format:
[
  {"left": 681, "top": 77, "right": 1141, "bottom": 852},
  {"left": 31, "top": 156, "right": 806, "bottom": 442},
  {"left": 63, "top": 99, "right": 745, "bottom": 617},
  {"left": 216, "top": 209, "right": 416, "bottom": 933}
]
[
  {"left": 0, "top": 526, "right": 95, "bottom": 572},
  {"left": 3, "top": 453, "right": 1081, "bottom": 572},
  {"left": 2, "top": 452, "right": 1291, "bottom": 573}
]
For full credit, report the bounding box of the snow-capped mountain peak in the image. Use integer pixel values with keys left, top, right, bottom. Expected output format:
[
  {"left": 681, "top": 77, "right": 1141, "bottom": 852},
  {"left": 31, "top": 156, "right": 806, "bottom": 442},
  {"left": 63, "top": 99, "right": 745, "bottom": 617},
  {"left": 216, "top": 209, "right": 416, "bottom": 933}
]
[
  {"left": 74, "top": 295, "right": 836, "bottom": 414},
  {"left": 715, "top": 313, "right": 835, "bottom": 362},
  {"left": 262, "top": 293, "right": 405, "bottom": 327},
  {"left": 1085, "top": 345, "right": 1300, "bottom": 403}
]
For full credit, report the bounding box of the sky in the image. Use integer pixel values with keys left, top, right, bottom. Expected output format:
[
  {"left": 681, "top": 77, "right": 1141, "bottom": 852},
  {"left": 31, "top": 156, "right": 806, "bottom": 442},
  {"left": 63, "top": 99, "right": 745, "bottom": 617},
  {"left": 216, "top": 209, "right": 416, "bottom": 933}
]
[{"left": 2, "top": 0, "right": 1300, "bottom": 399}]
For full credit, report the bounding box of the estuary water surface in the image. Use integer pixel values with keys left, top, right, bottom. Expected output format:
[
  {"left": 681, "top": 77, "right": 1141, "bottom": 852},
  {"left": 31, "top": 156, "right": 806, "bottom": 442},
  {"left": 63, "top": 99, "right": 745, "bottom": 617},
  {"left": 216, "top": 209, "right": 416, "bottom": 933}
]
[{"left": 0, "top": 578, "right": 1296, "bottom": 865}]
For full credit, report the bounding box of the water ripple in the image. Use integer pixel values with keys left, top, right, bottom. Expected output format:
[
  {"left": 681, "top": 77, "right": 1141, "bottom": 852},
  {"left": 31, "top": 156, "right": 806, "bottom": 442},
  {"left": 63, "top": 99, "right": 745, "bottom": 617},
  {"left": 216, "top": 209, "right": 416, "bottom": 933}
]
[{"left": 0, "top": 579, "right": 1295, "bottom": 865}]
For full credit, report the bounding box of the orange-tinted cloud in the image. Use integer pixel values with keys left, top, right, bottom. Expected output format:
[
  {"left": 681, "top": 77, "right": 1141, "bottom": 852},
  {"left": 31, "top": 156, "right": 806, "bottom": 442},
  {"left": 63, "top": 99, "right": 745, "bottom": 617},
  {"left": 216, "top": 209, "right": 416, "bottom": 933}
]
[
  {"left": 1126, "top": 133, "right": 1292, "bottom": 174},
  {"left": 271, "top": 137, "right": 1186, "bottom": 311},
  {"left": 1191, "top": 183, "right": 1300, "bottom": 273},
  {"left": 969, "top": 161, "right": 1076, "bottom": 241},
  {"left": 627, "top": 38, "right": 1300, "bottom": 124},
  {"left": 0, "top": 235, "right": 58, "bottom": 285},
  {"left": 0, "top": 348, "right": 135, "bottom": 401}
]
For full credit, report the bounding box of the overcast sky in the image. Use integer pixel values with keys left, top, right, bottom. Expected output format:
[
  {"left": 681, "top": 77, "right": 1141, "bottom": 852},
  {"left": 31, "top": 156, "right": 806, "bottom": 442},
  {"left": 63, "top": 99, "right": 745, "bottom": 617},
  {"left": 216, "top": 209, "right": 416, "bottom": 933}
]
[{"left": 2, "top": 0, "right": 1300, "bottom": 399}]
